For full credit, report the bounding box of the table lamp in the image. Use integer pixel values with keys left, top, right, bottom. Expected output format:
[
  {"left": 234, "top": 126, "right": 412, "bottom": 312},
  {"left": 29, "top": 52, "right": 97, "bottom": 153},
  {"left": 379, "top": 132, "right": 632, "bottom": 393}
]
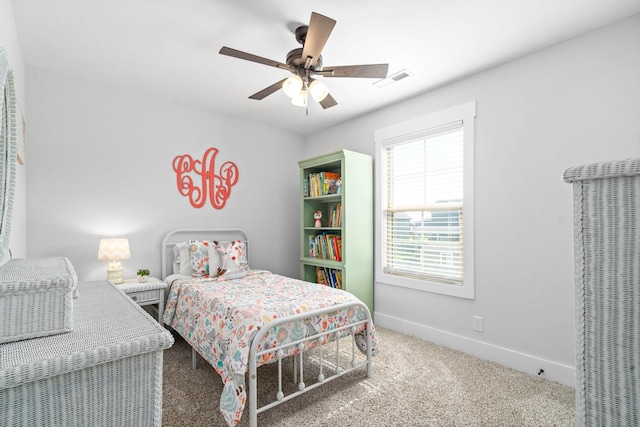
[{"left": 97, "top": 238, "right": 131, "bottom": 284}]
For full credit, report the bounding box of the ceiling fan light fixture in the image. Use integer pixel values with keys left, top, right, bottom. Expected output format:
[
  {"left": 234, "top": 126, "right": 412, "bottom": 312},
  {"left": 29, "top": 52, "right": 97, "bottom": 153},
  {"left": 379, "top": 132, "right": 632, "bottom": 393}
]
[
  {"left": 309, "top": 79, "right": 329, "bottom": 102},
  {"left": 282, "top": 75, "right": 303, "bottom": 98},
  {"left": 291, "top": 89, "right": 308, "bottom": 107},
  {"left": 219, "top": 12, "right": 389, "bottom": 111}
]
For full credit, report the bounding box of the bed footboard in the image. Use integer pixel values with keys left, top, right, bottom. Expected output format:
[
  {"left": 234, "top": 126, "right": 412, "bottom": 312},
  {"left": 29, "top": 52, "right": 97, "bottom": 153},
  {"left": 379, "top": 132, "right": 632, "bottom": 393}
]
[{"left": 247, "top": 301, "right": 373, "bottom": 427}]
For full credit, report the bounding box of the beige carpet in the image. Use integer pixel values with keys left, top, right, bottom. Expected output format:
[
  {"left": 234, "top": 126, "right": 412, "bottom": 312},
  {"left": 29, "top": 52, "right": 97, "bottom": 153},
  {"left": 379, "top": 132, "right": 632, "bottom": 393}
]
[{"left": 162, "top": 327, "right": 576, "bottom": 427}]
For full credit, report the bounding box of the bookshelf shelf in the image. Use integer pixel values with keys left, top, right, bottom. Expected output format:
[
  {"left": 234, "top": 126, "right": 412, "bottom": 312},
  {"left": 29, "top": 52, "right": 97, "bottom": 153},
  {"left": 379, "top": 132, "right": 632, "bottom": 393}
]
[
  {"left": 303, "top": 227, "right": 341, "bottom": 231},
  {"left": 299, "top": 149, "right": 373, "bottom": 314},
  {"left": 304, "top": 194, "right": 341, "bottom": 202},
  {"left": 299, "top": 257, "right": 342, "bottom": 268}
]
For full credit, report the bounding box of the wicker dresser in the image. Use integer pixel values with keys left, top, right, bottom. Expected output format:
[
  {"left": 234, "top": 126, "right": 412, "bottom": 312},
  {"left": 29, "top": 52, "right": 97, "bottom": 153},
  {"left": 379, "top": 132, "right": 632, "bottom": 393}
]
[
  {"left": 0, "top": 257, "right": 78, "bottom": 344},
  {"left": 563, "top": 158, "right": 640, "bottom": 427},
  {"left": 0, "top": 280, "right": 174, "bottom": 427}
]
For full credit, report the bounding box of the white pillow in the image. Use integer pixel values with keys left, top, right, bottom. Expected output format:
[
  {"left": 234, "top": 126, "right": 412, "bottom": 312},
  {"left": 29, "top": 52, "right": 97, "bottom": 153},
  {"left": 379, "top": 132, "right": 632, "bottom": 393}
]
[
  {"left": 208, "top": 244, "right": 221, "bottom": 274},
  {"left": 172, "top": 242, "right": 193, "bottom": 276},
  {"left": 212, "top": 240, "right": 249, "bottom": 280},
  {"left": 172, "top": 240, "right": 243, "bottom": 278}
]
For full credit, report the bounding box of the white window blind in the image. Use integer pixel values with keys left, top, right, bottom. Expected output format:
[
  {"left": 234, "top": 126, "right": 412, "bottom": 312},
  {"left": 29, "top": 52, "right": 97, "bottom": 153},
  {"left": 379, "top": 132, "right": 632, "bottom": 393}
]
[{"left": 382, "top": 121, "right": 464, "bottom": 285}]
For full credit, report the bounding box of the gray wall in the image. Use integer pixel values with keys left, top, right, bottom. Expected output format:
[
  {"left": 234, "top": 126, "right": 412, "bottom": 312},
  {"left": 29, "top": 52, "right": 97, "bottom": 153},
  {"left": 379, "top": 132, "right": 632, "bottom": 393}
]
[
  {"left": 25, "top": 68, "right": 305, "bottom": 282},
  {"left": 306, "top": 14, "right": 640, "bottom": 386}
]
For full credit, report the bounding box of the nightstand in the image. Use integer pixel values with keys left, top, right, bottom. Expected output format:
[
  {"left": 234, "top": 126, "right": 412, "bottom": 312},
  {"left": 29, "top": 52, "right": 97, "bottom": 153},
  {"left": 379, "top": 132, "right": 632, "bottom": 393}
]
[{"left": 114, "top": 277, "right": 167, "bottom": 323}]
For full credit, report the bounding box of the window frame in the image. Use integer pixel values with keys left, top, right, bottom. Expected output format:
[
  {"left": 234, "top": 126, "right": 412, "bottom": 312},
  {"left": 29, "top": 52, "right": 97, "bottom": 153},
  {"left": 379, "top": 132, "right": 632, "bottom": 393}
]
[{"left": 374, "top": 101, "right": 476, "bottom": 299}]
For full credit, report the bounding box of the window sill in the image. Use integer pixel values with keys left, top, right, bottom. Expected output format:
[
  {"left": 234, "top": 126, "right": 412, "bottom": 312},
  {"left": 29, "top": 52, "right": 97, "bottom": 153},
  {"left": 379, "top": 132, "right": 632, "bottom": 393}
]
[{"left": 376, "top": 271, "right": 475, "bottom": 299}]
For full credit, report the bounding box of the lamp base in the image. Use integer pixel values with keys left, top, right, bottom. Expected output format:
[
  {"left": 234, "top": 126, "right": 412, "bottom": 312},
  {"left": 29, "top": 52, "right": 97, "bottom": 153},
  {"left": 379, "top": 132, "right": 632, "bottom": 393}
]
[{"left": 107, "top": 261, "right": 124, "bottom": 284}]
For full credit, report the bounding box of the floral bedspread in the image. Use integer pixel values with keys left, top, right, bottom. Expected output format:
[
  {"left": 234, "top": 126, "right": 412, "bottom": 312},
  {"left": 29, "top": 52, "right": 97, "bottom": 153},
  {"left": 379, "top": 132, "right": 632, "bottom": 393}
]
[{"left": 163, "top": 271, "right": 378, "bottom": 426}]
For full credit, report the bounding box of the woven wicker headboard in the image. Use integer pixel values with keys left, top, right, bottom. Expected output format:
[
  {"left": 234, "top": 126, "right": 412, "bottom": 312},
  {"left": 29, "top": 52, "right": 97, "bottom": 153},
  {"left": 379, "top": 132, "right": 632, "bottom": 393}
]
[{"left": 160, "top": 228, "right": 249, "bottom": 279}]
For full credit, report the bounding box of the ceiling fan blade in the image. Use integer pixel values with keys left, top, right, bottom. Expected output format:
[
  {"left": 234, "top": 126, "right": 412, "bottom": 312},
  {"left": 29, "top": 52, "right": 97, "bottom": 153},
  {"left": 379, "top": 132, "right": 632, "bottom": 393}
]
[
  {"left": 248, "top": 78, "right": 288, "bottom": 100},
  {"left": 319, "top": 93, "right": 338, "bottom": 109},
  {"left": 219, "top": 46, "right": 293, "bottom": 71},
  {"left": 317, "top": 63, "right": 389, "bottom": 78},
  {"left": 301, "top": 12, "right": 336, "bottom": 68}
]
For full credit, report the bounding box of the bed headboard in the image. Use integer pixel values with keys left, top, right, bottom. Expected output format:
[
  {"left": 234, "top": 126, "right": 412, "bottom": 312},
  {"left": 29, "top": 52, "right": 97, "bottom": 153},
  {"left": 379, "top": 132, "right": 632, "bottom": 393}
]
[{"left": 160, "top": 228, "right": 250, "bottom": 279}]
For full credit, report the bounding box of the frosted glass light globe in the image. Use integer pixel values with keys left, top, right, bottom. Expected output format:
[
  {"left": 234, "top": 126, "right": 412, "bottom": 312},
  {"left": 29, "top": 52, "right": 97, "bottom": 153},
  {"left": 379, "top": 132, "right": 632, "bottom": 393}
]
[
  {"left": 282, "top": 75, "right": 303, "bottom": 98},
  {"left": 291, "top": 89, "right": 307, "bottom": 107},
  {"left": 309, "top": 79, "right": 329, "bottom": 102}
]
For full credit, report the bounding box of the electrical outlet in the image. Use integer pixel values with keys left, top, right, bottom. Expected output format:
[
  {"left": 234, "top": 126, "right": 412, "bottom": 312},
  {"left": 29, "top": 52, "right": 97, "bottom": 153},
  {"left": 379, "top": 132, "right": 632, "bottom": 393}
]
[{"left": 473, "top": 316, "right": 484, "bottom": 332}]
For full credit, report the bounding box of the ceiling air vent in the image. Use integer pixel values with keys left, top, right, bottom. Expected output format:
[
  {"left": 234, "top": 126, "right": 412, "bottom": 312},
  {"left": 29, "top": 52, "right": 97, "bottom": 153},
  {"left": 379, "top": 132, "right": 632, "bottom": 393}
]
[{"left": 373, "top": 69, "right": 413, "bottom": 88}]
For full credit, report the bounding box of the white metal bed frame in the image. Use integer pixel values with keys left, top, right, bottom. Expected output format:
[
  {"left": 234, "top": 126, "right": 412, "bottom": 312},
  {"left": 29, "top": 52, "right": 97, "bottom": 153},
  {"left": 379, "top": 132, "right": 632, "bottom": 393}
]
[{"left": 160, "top": 229, "right": 374, "bottom": 427}]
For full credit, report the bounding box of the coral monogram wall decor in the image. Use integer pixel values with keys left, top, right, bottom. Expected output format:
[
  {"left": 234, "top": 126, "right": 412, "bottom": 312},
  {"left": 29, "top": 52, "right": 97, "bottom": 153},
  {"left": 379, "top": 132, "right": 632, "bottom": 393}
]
[{"left": 173, "top": 147, "right": 239, "bottom": 209}]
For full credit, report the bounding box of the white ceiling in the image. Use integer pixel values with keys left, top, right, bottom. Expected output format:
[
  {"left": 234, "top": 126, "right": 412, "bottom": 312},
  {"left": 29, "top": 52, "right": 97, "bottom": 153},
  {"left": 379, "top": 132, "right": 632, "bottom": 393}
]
[{"left": 10, "top": 0, "right": 640, "bottom": 136}]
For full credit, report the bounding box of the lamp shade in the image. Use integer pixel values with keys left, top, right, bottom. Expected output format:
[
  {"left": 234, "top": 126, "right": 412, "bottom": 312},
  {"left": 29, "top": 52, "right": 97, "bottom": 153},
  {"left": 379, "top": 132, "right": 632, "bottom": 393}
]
[{"left": 97, "top": 238, "right": 131, "bottom": 261}]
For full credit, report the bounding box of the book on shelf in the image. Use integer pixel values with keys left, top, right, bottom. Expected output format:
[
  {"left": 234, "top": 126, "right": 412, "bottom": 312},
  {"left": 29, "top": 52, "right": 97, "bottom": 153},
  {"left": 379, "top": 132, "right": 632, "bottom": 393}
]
[
  {"left": 306, "top": 172, "right": 341, "bottom": 197},
  {"left": 308, "top": 233, "right": 342, "bottom": 261},
  {"left": 322, "top": 172, "right": 341, "bottom": 195},
  {"left": 314, "top": 266, "right": 342, "bottom": 289},
  {"left": 315, "top": 267, "right": 327, "bottom": 285},
  {"left": 328, "top": 203, "right": 342, "bottom": 227},
  {"left": 309, "top": 236, "right": 317, "bottom": 258}
]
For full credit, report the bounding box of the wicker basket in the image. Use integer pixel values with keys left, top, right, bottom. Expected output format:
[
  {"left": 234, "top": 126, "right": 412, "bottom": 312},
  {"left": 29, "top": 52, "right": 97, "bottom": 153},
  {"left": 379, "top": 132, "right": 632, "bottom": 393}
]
[
  {"left": 0, "top": 280, "right": 174, "bottom": 426},
  {"left": 0, "top": 257, "right": 78, "bottom": 344}
]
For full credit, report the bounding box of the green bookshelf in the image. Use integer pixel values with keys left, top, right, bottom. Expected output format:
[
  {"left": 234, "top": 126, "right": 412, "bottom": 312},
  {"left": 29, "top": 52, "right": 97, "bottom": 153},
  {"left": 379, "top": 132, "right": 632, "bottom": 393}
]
[{"left": 299, "top": 149, "right": 373, "bottom": 314}]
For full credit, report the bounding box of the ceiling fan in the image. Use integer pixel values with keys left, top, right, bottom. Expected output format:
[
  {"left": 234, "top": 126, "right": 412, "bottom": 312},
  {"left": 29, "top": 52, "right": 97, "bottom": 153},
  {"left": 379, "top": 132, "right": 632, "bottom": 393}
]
[{"left": 219, "top": 12, "right": 389, "bottom": 110}]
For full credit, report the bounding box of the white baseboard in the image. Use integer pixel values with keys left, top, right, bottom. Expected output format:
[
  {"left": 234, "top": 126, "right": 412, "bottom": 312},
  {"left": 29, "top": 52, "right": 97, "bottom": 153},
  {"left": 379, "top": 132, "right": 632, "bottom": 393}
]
[{"left": 374, "top": 312, "right": 576, "bottom": 388}]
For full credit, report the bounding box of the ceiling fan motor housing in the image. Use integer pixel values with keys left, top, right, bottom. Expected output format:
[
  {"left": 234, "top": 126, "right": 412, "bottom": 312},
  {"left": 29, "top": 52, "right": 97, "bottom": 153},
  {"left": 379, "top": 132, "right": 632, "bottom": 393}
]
[
  {"left": 289, "top": 24, "right": 323, "bottom": 77},
  {"left": 286, "top": 48, "right": 323, "bottom": 72}
]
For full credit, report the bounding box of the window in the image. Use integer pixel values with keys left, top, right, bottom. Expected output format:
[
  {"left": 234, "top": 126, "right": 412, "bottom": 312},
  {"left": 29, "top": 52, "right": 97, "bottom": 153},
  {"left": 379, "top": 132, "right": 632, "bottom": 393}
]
[{"left": 374, "top": 101, "right": 475, "bottom": 299}]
